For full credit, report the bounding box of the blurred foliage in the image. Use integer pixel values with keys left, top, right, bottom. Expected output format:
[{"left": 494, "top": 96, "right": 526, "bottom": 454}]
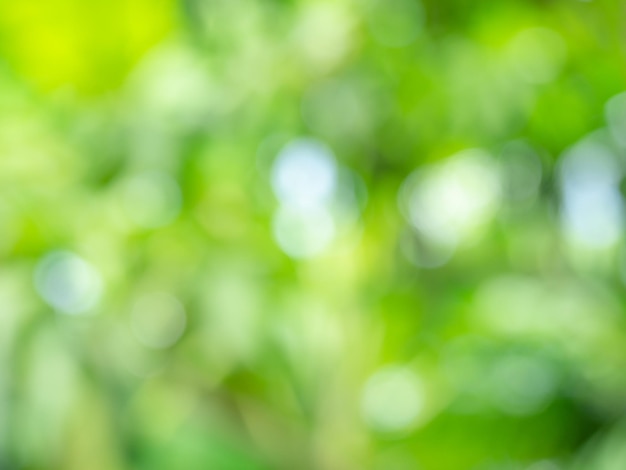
[{"left": 1, "top": 0, "right": 626, "bottom": 469}]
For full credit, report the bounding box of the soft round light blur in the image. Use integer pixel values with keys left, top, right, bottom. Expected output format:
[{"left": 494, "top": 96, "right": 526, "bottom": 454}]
[
  {"left": 271, "top": 138, "right": 338, "bottom": 209},
  {"left": 293, "top": 3, "right": 354, "bottom": 72},
  {"left": 129, "top": 45, "right": 213, "bottom": 124},
  {"left": 361, "top": 366, "right": 424, "bottom": 433},
  {"left": 130, "top": 293, "right": 187, "bottom": 349},
  {"left": 400, "top": 149, "right": 501, "bottom": 249},
  {"left": 508, "top": 28, "right": 566, "bottom": 84},
  {"left": 119, "top": 171, "right": 182, "bottom": 229},
  {"left": 366, "top": 0, "right": 424, "bottom": 48},
  {"left": 272, "top": 205, "right": 335, "bottom": 259},
  {"left": 34, "top": 251, "right": 103, "bottom": 315},
  {"left": 559, "top": 138, "right": 623, "bottom": 249}
]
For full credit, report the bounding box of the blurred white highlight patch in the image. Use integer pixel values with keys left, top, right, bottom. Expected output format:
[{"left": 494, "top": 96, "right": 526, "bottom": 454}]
[
  {"left": 271, "top": 138, "right": 338, "bottom": 209},
  {"left": 559, "top": 137, "right": 623, "bottom": 249},
  {"left": 131, "top": 293, "right": 186, "bottom": 349},
  {"left": 400, "top": 149, "right": 501, "bottom": 251},
  {"left": 361, "top": 366, "right": 424, "bottom": 433},
  {"left": 270, "top": 138, "right": 344, "bottom": 259},
  {"left": 35, "top": 251, "right": 103, "bottom": 315}
]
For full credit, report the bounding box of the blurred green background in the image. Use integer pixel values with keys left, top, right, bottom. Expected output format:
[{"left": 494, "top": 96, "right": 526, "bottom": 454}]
[{"left": 1, "top": 0, "right": 626, "bottom": 469}]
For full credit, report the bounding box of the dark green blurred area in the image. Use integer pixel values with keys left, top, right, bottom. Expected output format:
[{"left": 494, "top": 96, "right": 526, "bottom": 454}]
[{"left": 0, "top": 0, "right": 626, "bottom": 469}]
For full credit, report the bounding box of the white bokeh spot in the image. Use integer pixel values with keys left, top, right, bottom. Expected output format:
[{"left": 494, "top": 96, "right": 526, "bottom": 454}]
[
  {"left": 271, "top": 138, "right": 338, "bottom": 209},
  {"left": 35, "top": 251, "right": 103, "bottom": 315}
]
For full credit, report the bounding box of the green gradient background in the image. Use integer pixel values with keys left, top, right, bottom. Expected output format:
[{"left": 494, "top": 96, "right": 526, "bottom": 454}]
[{"left": 0, "top": 0, "right": 624, "bottom": 469}]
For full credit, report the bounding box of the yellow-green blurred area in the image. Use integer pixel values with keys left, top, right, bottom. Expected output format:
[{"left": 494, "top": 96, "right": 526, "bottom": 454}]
[
  {"left": 0, "top": 0, "right": 175, "bottom": 93},
  {"left": 2, "top": 0, "right": 626, "bottom": 469}
]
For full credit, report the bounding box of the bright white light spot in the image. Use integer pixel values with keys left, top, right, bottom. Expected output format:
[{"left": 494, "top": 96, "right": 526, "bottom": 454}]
[
  {"left": 560, "top": 138, "right": 623, "bottom": 249},
  {"left": 130, "top": 293, "right": 186, "bottom": 349},
  {"left": 508, "top": 28, "right": 566, "bottom": 84},
  {"left": 120, "top": 171, "right": 182, "bottom": 229},
  {"left": 361, "top": 366, "right": 424, "bottom": 433},
  {"left": 400, "top": 149, "right": 501, "bottom": 249},
  {"left": 605, "top": 92, "right": 626, "bottom": 147},
  {"left": 272, "top": 205, "right": 335, "bottom": 259},
  {"left": 489, "top": 355, "right": 557, "bottom": 415},
  {"left": 34, "top": 251, "right": 103, "bottom": 315},
  {"left": 271, "top": 138, "right": 338, "bottom": 209},
  {"left": 366, "top": 0, "right": 424, "bottom": 48}
]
